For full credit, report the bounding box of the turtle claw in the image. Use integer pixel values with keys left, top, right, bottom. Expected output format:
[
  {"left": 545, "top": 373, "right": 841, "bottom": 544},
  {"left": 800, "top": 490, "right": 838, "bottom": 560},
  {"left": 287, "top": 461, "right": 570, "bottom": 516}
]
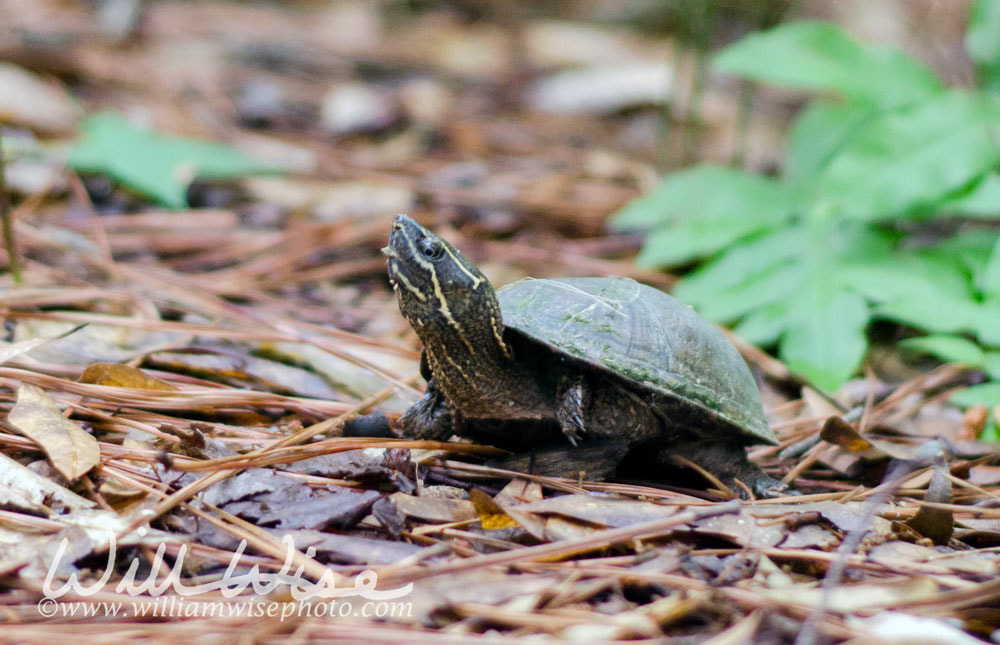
[{"left": 557, "top": 376, "right": 588, "bottom": 447}]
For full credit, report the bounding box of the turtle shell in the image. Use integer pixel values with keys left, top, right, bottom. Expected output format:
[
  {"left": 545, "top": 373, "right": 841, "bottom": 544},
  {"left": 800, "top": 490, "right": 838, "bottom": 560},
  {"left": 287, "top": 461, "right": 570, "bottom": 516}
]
[{"left": 496, "top": 277, "right": 776, "bottom": 446}]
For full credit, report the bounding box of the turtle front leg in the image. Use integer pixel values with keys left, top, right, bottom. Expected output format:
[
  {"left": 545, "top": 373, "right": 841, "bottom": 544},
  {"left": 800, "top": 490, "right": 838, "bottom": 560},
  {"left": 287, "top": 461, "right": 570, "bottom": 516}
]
[
  {"left": 556, "top": 374, "right": 589, "bottom": 446},
  {"left": 401, "top": 378, "right": 459, "bottom": 441}
]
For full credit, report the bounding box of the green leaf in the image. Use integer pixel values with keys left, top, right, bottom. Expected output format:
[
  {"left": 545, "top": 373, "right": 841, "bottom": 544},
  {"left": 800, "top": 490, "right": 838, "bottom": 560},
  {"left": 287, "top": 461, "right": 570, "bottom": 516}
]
[
  {"left": 610, "top": 165, "right": 795, "bottom": 232},
  {"left": 614, "top": 165, "right": 798, "bottom": 267},
  {"left": 675, "top": 221, "right": 899, "bottom": 390},
  {"left": 636, "top": 220, "right": 757, "bottom": 267},
  {"left": 824, "top": 220, "right": 897, "bottom": 259},
  {"left": 672, "top": 228, "right": 806, "bottom": 320},
  {"left": 816, "top": 90, "right": 1000, "bottom": 220},
  {"left": 982, "top": 237, "right": 1000, "bottom": 299},
  {"left": 837, "top": 249, "right": 972, "bottom": 304},
  {"left": 786, "top": 101, "right": 873, "bottom": 185},
  {"left": 942, "top": 172, "right": 1000, "bottom": 218},
  {"left": 693, "top": 259, "right": 805, "bottom": 323},
  {"left": 732, "top": 300, "right": 792, "bottom": 346},
  {"left": 937, "top": 229, "right": 1000, "bottom": 280},
  {"left": 975, "top": 303, "right": 1000, "bottom": 346},
  {"left": 634, "top": 210, "right": 791, "bottom": 268},
  {"left": 900, "top": 335, "right": 985, "bottom": 367},
  {"left": 715, "top": 21, "right": 941, "bottom": 109},
  {"left": 968, "top": 0, "right": 1000, "bottom": 93},
  {"left": 876, "top": 290, "right": 1000, "bottom": 348},
  {"left": 672, "top": 227, "right": 804, "bottom": 296},
  {"left": 780, "top": 288, "right": 869, "bottom": 392},
  {"left": 981, "top": 418, "right": 1000, "bottom": 442},
  {"left": 950, "top": 383, "right": 1000, "bottom": 408},
  {"left": 69, "top": 112, "right": 274, "bottom": 208},
  {"left": 985, "top": 352, "right": 1000, "bottom": 380},
  {"left": 875, "top": 293, "right": 987, "bottom": 336}
]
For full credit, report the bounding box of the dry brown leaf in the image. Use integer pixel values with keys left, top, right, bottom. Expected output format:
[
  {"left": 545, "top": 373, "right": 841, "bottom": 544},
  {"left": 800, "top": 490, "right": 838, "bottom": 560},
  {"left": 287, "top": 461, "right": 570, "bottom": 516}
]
[
  {"left": 470, "top": 488, "right": 520, "bottom": 530},
  {"left": 905, "top": 464, "right": 954, "bottom": 545},
  {"left": 691, "top": 512, "right": 787, "bottom": 549},
  {"left": 968, "top": 465, "right": 1000, "bottom": 486},
  {"left": 80, "top": 362, "right": 176, "bottom": 390},
  {"left": 960, "top": 404, "right": 989, "bottom": 440},
  {"left": 98, "top": 437, "right": 154, "bottom": 497},
  {"left": 541, "top": 515, "right": 601, "bottom": 541},
  {"left": 276, "top": 529, "right": 424, "bottom": 565},
  {"left": 495, "top": 479, "right": 543, "bottom": 506},
  {"left": 865, "top": 541, "right": 997, "bottom": 577},
  {"left": 752, "top": 501, "right": 893, "bottom": 536},
  {"left": 515, "top": 494, "right": 678, "bottom": 528},
  {"left": 0, "top": 451, "right": 95, "bottom": 514},
  {"left": 7, "top": 383, "right": 100, "bottom": 481},
  {"left": 258, "top": 487, "right": 381, "bottom": 530},
  {"left": 820, "top": 416, "right": 880, "bottom": 455},
  {"left": 803, "top": 387, "right": 843, "bottom": 418},
  {"left": 760, "top": 576, "right": 940, "bottom": 612},
  {"left": 780, "top": 523, "right": 840, "bottom": 550},
  {"left": 391, "top": 491, "right": 476, "bottom": 523}
]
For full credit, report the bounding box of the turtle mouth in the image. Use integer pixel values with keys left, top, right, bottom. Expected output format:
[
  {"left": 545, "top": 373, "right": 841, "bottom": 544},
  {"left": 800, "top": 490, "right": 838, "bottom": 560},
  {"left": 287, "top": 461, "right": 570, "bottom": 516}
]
[
  {"left": 384, "top": 215, "right": 421, "bottom": 290},
  {"left": 384, "top": 213, "right": 432, "bottom": 270},
  {"left": 384, "top": 250, "right": 403, "bottom": 287}
]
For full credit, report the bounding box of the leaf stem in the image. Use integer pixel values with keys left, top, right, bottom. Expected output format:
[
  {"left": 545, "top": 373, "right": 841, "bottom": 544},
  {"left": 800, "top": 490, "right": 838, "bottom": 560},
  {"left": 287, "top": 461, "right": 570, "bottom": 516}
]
[{"left": 681, "top": 0, "right": 716, "bottom": 166}]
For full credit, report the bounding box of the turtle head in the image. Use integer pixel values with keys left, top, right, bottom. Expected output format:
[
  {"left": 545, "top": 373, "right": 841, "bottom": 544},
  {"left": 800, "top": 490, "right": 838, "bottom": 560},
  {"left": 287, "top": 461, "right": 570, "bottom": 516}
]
[{"left": 383, "top": 214, "right": 508, "bottom": 363}]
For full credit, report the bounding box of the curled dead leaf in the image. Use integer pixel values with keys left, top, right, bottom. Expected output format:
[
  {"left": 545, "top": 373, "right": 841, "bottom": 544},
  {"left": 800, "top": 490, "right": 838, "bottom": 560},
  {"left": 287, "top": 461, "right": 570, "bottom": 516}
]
[
  {"left": 471, "top": 488, "right": 520, "bottom": 530},
  {"left": 820, "top": 417, "right": 879, "bottom": 456},
  {"left": 905, "top": 464, "right": 954, "bottom": 545},
  {"left": 0, "top": 451, "right": 95, "bottom": 514},
  {"left": 959, "top": 404, "right": 989, "bottom": 440},
  {"left": 7, "top": 383, "right": 100, "bottom": 481}
]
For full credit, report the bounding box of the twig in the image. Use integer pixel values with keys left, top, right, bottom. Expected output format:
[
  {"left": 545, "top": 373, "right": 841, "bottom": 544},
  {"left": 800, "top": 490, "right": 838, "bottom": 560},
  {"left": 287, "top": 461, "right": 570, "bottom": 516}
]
[{"left": 0, "top": 136, "right": 22, "bottom": 283}]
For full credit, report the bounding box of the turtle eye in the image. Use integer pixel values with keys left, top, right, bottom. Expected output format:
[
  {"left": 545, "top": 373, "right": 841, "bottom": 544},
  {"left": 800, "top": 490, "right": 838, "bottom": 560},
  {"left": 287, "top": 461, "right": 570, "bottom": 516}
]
[{"left": 417, "top": 237, "right": 444, "bottom": 260}]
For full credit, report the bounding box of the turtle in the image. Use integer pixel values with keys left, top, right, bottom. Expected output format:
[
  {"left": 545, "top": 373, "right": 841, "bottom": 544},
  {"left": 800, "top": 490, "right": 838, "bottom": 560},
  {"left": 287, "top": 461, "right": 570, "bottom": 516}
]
[{"left": 383, "top": 213, "right": 785, "bottom": 497}]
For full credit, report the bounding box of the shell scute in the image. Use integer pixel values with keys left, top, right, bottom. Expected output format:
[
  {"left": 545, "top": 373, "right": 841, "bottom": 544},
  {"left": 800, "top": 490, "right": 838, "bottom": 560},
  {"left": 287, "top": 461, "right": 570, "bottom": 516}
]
[{"left": 497, "top": 277, "right": 776, "bottom": 445}]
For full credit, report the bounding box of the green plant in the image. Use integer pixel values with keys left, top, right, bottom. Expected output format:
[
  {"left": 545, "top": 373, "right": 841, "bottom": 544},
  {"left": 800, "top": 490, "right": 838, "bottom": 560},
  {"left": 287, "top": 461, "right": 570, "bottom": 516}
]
[
  {"left": 611, "top": 8, "right": 1000, "bottom": 432},
  {"left": 69, "top": 112, "right": 274, "bottom": 208}
]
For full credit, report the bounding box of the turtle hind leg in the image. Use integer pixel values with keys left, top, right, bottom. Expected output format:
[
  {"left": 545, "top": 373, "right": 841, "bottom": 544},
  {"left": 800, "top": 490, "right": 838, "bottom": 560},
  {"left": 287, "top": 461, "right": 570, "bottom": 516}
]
[{"left": 624, "top": 440, "right": 790, "bottom": 499}]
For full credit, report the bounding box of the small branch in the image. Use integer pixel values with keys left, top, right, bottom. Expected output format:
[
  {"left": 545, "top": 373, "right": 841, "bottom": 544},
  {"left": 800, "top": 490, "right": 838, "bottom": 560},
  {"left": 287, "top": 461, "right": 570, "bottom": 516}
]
[{"left": 0, "top": 137, "right": 22, "bottom": 283}]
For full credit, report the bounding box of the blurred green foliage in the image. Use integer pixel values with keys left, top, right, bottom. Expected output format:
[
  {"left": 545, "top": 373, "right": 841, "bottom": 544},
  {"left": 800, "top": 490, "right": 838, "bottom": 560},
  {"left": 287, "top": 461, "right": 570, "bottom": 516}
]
[
  {"left": 69, "top": 112, "right": 273, "bottom": 208},
  {"left": 968, "top": 0, "right": 1000, "bottom": 94},
  {"left": 612, "top": 4, "right": 1000, "bottom": 437}
]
